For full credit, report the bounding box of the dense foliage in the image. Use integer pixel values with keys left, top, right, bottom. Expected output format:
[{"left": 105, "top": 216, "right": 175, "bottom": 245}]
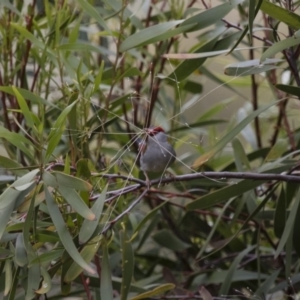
[{"left": 0, "top": 0, "right": 300, "bottom": 299}]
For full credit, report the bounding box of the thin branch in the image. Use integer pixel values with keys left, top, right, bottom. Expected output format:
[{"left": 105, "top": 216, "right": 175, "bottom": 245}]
[
  {"left": 97, "top": 171, "right": 300, "bottom": 189},
  {"left": 80, "top": 273, "right": 93, "bottom": 300},
  {"left": 101, "top": 188, "right": 148, "bottom": 233},
  {"left": 249, "top": 47, "right": 261, "bottom": 148}
]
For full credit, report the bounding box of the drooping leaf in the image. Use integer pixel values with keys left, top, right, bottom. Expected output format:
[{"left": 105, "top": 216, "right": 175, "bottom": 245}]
[
  {"left": 35, "top": 267, "right": 52, "bottom": 294},
  {"left": 219, "top": 246, "right": 256, "bottom": 295},
  {"left": 274, "top": 186, "right": 287, "bottom": 239},
  {"left": 44, "top": 185, "right": 95, "bottom": 274},
  {"left": 0, "top": 126, "right": 34, "bottom": 160},
  {"left": 15, "top": 233, "right": 28, "bottom": 267},
  {"left": 12, "top": 86, "right": 36, "bottom": 130},
  {"left": 192, "top": 100, "right": 280, "bottom": 168},
  {"left": 79, "top": 185, "right": 107, "bottom": 243},
  {"left": 57, "top": 186, "right": 95, "bottom": 220},
  {"left": 0, "top": 86, "right": 58, "bottom": 108},
  {"left": 64, "top": 234, "right": 102, "bottom": 282},
  {"left": 152, "top": 229, "right": 190, "bottom": 251},
  {"left": 275, "top": 188, "right": 300, "bottom": 258},
  {"left": 4, "top": 259, "right": 12, "bottom": 296},
  {"left": 51, "top": 171, "right": 92, "bottom": 191},
  {"left": 46, "top": 100, "right": 78, "bottom": 160}
]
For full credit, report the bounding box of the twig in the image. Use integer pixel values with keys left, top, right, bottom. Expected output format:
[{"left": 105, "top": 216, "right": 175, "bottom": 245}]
[
  {"left": 101, "top": 188, "right": 148, "bottom": 233},
  {"left": 80, "top": 273, "right": 92, "bottom": 300},
  {"left": 249, "top": 47, "right": 261, "bottom": 148}
]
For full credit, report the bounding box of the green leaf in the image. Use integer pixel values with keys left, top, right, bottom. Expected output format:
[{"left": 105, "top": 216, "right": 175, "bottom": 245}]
[
  {"left": 79, "top": 185, "right": 107, "bottom": 243},
  {"left": 44, "top": 185, "right": 95, "bottom": 274},
  {"left": 64, "top": 234, "right": 102, "bottom": 282},
  {"left": 93, "top": 60, "right": 105, "bottom": 94},
  {"left": 255, "top": 269, "right": 281, "bottom": 296},
  {"left": 29, "top": 249, "right": 64, "bottom": 266},
  {"left": 0, "top": 126, "right": 34, "bottom": 160},
  {"left": 12, "top": 86, "right": 36, "bottom": 130},
  {"left": 186, "top": 164, "right": 293, "bottom": 211},
  {"left": 35, "top": 267, "right": 52, "bottom": 294},
  {"left": 0, "top": 86, "right": 58, "bottom": 108},
  {"left": 120, "top": 227, "right": 134, "bottom": 300},
  {"left": 163, "top": 46, "right": 264, "bottom": 60},
  {"left": 186, "top": 179, "right": 264, "bottom": 210},
  {"left": 274, "top": 186, "right": 287, "bottom": 239},
  {"left": 57, "top": 186, "right": 95, "bottom": 220},
  {"left": 293, "top": 191, "right": 300, "bottom": 257},
  {"left": 101, "top": 238, "right": 113, "bottom": 300},
  {"left": 36, "top": 230, "right": 60, "bottom": 243},
  {"left": 10, "top": 23, "right": 56, "bottom": 61},
  {"left": 52, "top": 171, "right": 92, "bottom": 191},
  {"left": 192, "top": 100, "right": 280, "bottom": 168},
  {"left": 26, "top": 263, "right": 41, "bottom": 299},
  {"left": 0, "top": 169, "right": 39, "bottom": 240},
  {"left": 76, "top": 159, "right": 92, "bottom": 179},
  {"left": 219, "top": 246, "right": 256, "bottom": 295},
  {"left": 2, "top": 0, "right": 22, "bottom": 15},
  {"left": 46, "top": 100, "right": 78, "bottom": 160},
  {"left": 15, "top": 233, "right": 28, "bottom": 267},
  {"left": 261, "top": 36, "right": 300, "bottom": 62},
  {"left": 4, "top": 260, "right": 12, "bottom": 296},
  {"left": 131, "top": 284, "right": 175, "bottom": 300},
  {"left": 232, "top": 138, "right": 251, "bottom": 170},
  {"left": 0, "top": 155, "right": 26, "bottom": 176},
  {"left": 57, "top": 42, "right": 108, "bottom": 53},
  {"left": 196, "top": 198, "right": 235, "bottom": 259},
  {"left": 133, "top": 201, "right": 167, "bottom": 236},
  {"left": 259, "top": 0, "right": 300, "bottom": 30},
  {"left": 224, "top": 58, "right": 282, "bottom": 76},
  {"left": 117, "top": 67, "right": 143, "bottom": 81},
  {"left": 248, "top": 0, "right": 255, "bottom": 43},
  {"left": 152, "top": 229, "right": 190, "bottom": 251},
  {"left": 181, "top": 0, "right": 244, "bottom": 31},
  {"left": 102, "top": 0, "right": 143, "bottom": 29},
  {"left": 171, "top": 32, "right": 221, "bottom": 81},
  {"left": 120, "top": 20, "right": 187, "bottom": 51},
  {"left": 276, "top": 84, "right": 300, "bottom": 97},
  {"left": 76, "top": 0, "right": 110, "bottom": 31},
  {"left": 264, "top": 139, "right": 287, "bottom": 161},
  {"left": 50, "top": 100, "right": 78, "bottom": 137},
  {"left": 275, "top": 188, "right": 300, "bottom": 258}
]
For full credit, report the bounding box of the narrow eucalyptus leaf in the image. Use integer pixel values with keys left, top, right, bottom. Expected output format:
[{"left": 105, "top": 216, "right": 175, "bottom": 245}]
[{"left": 44, "top": 185, "right": 95, "bottom": 274}]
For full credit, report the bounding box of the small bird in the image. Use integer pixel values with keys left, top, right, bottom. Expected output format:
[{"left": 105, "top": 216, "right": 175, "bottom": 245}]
[{"left": 139, "top": 126, "right": 176, "bottom": 187}]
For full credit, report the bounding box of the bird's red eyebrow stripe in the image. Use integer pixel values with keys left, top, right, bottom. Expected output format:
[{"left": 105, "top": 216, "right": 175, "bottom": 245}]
[{"left": 145, "top": 126, "right": 165, "bottom": 136}]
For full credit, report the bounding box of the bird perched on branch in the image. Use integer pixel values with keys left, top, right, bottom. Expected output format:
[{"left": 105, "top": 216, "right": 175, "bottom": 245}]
[{"left": 139, "top": 126, "right": 176, "bottom": 187}]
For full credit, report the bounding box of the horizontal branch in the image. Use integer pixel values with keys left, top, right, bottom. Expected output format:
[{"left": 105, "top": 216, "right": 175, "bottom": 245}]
[
  {"left": 97, "top": 171, "right": 300, "bottom": 234},
  {"left": 102, "top": 171, "right": 300, "bottom": 188}
]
